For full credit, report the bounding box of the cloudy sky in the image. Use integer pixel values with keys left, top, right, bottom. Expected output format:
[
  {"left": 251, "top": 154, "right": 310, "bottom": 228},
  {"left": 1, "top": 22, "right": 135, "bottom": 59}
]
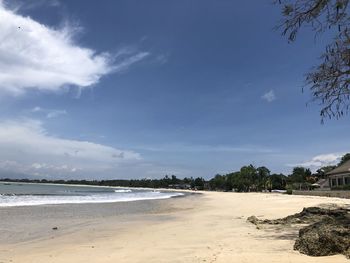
[{"left": 0, "top": 0, "right": 349, "bottom": 180}]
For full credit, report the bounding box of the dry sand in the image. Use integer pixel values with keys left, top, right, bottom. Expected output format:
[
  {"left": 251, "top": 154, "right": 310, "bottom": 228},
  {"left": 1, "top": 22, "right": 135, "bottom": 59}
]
[{"left": 1, "top": 192, "right": 350, "bottom": 263}]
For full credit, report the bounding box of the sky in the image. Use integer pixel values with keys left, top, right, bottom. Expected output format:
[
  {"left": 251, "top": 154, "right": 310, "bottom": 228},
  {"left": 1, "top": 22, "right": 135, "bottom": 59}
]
[{"left": 0, "top": 0, "right": 349, "bottom": 180}]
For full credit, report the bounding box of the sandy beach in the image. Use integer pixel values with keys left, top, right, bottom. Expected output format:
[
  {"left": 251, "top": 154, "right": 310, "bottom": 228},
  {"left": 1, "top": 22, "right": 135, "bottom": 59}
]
[{"left": 1, "top": 192, "right": 350, "bottom": 263}]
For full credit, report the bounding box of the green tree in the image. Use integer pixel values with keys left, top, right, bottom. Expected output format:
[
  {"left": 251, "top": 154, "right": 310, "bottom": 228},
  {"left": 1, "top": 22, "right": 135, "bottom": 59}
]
[
  {"left": 170, "top": 175, "right": 180, "bottom": 185},
  {"left": 183, "top": 177, "right": 192, "bottom": 184},
  {"left": 256, "top": 166, "right": 271, "bottom": 191},
  {"left": 269, "top": 173, "right": 287, "bottom": 190},
  {"left": 288, "top": 167, "right": 312, "bottom": 189},
  {"left": 238, "top": 165, "right": 257, "bottom": 192},
  {"left": 230, "top": 172, "right": 245, "bottom": 192},
  {"left": 209, "top": 174, "right": 232, "bottom": 191},
  {"left": 315, "top": 165, "right": 337, "bottom": 178},
  {"left": 338, "top": 153, "right": 350, "bottom": 165},
  {"left": 275, "top": 0, "right": 350, "bottom": 120},
  {"left": 194, "top": 177, "right": 205, "bottom": 190}
]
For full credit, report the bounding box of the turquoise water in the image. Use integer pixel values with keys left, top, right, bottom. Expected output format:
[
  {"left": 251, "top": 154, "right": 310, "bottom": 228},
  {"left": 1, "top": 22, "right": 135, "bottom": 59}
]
[{"left": 0, "top": 182, "right": 183, "bottom": 207}]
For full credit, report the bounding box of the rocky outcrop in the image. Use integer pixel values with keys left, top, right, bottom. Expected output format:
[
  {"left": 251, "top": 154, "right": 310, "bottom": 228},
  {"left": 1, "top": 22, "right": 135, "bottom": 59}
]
[
  {"left": 248, "top": 207, "right": 348, "bottom": 225},
  {"left": 294, "top": 216, "right": 350, "bottom": 258},
  {"left": 247, "top": 207, "right": 350, "bottom": 258}
]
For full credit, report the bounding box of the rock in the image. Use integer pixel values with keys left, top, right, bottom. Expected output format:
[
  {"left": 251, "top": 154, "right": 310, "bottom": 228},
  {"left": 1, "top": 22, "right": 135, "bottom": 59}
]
[
  {"left": 247, "top": 216, "right": 262, "bottom": 229},
  {"left": 247, "top": 216, "right": 259, "bottom": 225},
  {"left": 294, "top": 216, "right": 350, "bottom": 258},
  {"left": 247, "top": 206, "right": 350, "bottom": 258},
  {"left": 52, "top": 227, "right": 58, "bottom": 230},
  {"left": 248, "top": 207, "right": 349, "bottom": 226}
]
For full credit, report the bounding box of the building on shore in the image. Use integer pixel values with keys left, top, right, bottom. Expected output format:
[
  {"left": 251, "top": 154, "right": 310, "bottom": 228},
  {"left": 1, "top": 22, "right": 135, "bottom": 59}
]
[
  {"left": 312, "top": 178, "right": 330, "bottom": 190},
  {"left": 326, "top": 160, "right": 350, "bottom": 189}
]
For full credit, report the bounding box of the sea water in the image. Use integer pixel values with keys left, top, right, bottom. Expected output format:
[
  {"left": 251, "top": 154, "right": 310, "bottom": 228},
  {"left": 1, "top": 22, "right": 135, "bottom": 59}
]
[{"left": 0, "top": 182, "right": 183, "bottom": 207}]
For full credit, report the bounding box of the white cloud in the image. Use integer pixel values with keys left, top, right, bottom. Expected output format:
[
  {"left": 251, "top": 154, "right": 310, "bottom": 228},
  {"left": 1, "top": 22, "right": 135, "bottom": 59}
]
[
  {"left": 0, "top": 3, "right": 148, "bottom": 95},
  {"left": 261, "top": 90, "right": 276, "bottom": 102},
  {"left": 0, "top": 119, "right": 142, "bottom": 178},
  {"left": 288, "top": 153, "right": 343, "bottom": 169},
  {"left": 31, "top": 106, "right": 67, "bottom": 118},
  {"left": 46, "top": 110, "right": 67, "bottom": 119},
  {"left": 154, "top": 54, "right": 169, "bottom": 65},
  {"left": 31, "top": 106, "right": 42, "bottom": 112}
]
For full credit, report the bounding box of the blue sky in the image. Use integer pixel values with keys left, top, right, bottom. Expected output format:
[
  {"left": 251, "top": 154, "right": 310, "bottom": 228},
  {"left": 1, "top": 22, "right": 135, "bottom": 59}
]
[{"left": 0, "top": 0, "right": 349, "bottom": 179}]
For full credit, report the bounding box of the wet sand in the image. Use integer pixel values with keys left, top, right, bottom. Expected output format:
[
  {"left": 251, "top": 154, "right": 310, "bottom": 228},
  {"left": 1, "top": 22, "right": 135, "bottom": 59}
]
[
  {"left": 1, "top": 192, "right": 350, "bottom": 263},
  {"left": 0, "top": 193, "right": 192, "bottom": 244}
]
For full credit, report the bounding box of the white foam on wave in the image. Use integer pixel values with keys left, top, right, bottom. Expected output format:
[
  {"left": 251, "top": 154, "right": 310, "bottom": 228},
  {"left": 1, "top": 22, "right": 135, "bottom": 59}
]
[
  {"left": 114, "top": 189, "right": 132, "bottom": 193},
  {"left": 0, "top": 191, "right": 184, "bottom": 207}
]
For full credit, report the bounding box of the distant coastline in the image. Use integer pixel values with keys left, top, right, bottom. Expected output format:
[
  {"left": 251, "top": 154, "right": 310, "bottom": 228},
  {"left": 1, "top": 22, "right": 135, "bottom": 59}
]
[{"left": 2, "top": 155, "right": 350, "bottom": 197}]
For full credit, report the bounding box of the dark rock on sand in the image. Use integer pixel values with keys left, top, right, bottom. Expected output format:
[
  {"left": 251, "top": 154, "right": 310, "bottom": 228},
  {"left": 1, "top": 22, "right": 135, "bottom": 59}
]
[
  {"left": 247, "top": 207, "right": 350, "bottom": 258},
  {"left": 247, "top": 216, "right": 259, "bottom": 225},
  {"left": 294, "top": 216, "right": 350, "bottom": 258},
  {"left": 248, "top": 207, "right": 349, "bottom": 225}
]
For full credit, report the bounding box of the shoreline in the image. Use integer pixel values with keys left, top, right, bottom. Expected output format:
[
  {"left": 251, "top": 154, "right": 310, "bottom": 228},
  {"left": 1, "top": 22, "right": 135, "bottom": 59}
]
[
  {"left": 0, "top": 180, "right": 144, "bottom": 190},
  {"left": 0, "top": 180, "right": 198, "bottom": 193},
  {"left": 0, "top": 182, "right": 193, "bottom": 208},
  {"left": 0, "top": 195, "right": 195, "bottom": 245},
  {"left": 1, "top": 192, "right": 350, "bottom": 262}
]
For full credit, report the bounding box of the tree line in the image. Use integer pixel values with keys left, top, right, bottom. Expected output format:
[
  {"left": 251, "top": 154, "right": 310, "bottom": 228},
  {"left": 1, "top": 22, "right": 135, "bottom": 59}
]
[{"left": 2, "top": 153, "right": 349, "bottom": 192}]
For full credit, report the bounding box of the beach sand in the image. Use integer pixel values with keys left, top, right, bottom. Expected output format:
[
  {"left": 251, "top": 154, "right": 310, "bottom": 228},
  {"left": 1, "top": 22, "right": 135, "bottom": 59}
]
[{"left": 1, "top": 192, "right": 350, "bottom": 263}]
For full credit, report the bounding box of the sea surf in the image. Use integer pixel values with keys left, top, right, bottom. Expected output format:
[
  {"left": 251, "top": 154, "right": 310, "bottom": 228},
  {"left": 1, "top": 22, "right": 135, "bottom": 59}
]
[{"left": 0, "top": 182, "right": 184, "bottom": 207}]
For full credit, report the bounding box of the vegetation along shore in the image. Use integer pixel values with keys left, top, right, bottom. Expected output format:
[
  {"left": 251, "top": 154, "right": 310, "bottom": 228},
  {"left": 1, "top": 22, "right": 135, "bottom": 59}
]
[{"left": 3, "top": 153, "right": 350, "bottom": 193}]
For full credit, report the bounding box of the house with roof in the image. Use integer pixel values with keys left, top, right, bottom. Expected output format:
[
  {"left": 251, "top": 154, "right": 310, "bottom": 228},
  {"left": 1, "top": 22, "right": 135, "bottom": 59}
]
[{"left": 326, "top": 160, "right": 350, "bottom": 189}]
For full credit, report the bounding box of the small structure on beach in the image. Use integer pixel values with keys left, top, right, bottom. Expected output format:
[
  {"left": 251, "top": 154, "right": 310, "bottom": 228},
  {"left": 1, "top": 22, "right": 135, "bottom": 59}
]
[
  {"left": 313, "top": 179, "right": 330, "bottom": 190},
  {"left": 326, "top": 160, "right": 350, "bottom": 189}
]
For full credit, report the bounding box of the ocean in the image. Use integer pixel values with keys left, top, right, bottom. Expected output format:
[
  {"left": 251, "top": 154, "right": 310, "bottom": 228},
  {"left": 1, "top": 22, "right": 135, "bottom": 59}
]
[{"left": 0, "top": 182, "right": 184, "bottom": 207}]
